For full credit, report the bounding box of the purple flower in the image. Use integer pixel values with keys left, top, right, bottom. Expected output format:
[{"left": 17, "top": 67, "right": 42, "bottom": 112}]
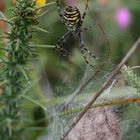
[{"left": 115, "top": 7, "right": 131, "bottom": 30}]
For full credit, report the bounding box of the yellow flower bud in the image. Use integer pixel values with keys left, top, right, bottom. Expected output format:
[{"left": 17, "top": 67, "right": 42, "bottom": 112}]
[{"left": 35, "top": 0, "right": 46, "bottom": 7}]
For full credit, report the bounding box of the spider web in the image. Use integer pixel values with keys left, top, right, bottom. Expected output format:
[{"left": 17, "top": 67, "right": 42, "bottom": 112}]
[{"left": 32, "top": 0, "right": 140, "bottom": 140}]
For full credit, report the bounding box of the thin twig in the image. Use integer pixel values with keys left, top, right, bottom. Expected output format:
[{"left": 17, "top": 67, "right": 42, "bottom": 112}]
[{"left": 60, "top": 37, "right": 140, "bottom": 139}]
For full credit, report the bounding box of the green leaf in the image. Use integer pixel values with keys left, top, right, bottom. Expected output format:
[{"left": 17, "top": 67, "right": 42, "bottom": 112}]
[
  {"left": 0, "top": 119, "right": 7, "bottom": 126},
  {"left": 0, "top": 11, "right": 7, "bottom": 20},
  {"left": 36, "top": 1, "right": 56, "bottom": 10},
  {"left": 21, "top": 95, "right": 46, "bottom": 111},
  {"left": 0, "top": 56, "right": 7, "bottom": 63},
  {"left": 0, "top": 18, "right": 12, "bottom": 25},
  {"left": 7, "top": 119, "right": 12, "bottom": 137},
  {"left": 17, "top": 65, "right": 31, "bottom": 84},
  {"left": 21, "top": 79, "right": 39, "bottom": 95},
  {"left": 30, "top": 44, "right": 55, "bottom": 48},
  {"left": 32, "top": 26, "right": 49, "bottom": 33},
  {"left": 37, "top": 10, "right": 48, "bottom": 18},
  {"left": 8, "top": 16, "right": 18, "bottom": 22},
  {"left": 0, "top": 47, "right": 9, "bottom": 51}
]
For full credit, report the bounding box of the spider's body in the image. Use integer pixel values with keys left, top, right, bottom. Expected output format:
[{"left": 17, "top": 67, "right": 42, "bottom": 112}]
[
  {"left": 63, "top": 5, "right": 81, "bottom": 32},
  {"left": 55, "top": 0, "right": 97, "bottom": 67}
]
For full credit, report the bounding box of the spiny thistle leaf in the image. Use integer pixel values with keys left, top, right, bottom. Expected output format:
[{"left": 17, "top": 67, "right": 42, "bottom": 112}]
[{"left": 122, "top": 65, "right": 140, "bottom": 93}]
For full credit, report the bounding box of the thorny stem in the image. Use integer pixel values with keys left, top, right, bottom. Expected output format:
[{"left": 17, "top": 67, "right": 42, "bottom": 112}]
[
  {"left": 0, "top": 0, "right": 37, "bottom": 139},
  {"left": 60, "top": 37, "right": 140, "bottom": 139}
]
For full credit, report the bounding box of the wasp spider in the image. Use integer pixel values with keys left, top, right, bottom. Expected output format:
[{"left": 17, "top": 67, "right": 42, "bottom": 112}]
[{"left": 55, "top": 0, "right": 97, "bottom": 67}]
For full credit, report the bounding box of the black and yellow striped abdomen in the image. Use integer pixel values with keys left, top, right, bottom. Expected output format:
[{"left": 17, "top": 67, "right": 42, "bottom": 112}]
[{"left": 63, "top": 5, "right": 81, "bottom": 31}]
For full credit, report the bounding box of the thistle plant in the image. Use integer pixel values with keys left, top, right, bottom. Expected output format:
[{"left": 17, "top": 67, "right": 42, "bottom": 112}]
[
  {"left": 122, "top": 65, "right": 140, "bottom": 93},
  {"left": 0, "top": 0, "right": 40, "bottom": 139}
]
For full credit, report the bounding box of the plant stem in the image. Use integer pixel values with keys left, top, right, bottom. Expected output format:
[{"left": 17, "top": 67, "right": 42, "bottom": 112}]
[{"left": 60, "top": 98, "right": 140, "bottom": 117}]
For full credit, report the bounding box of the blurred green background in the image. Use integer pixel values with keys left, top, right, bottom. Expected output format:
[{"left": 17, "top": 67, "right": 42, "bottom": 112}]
[{"left": 1, "top": 0, "right": 140, "bottom": 139}]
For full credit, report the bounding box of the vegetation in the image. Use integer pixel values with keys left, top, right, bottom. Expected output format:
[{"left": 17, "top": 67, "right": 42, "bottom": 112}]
[{"left": 0, "top": 0, "right": 140, "bottom": 140}]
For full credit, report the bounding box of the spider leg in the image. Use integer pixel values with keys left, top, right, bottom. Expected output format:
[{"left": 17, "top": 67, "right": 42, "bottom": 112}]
[
  {"left": 83, "top": 45, "right": 97, "bottom": 59},
  {"left": 80, "top": 0, "right": 89, "bottom": 25},
  {"left": 79, "top": 32, "right": 97, "bottom": 58},
  {"left": 78, "top": 32, "right": 97, "bottom": 68},
  {"left": 56, "top": 0, "right": 63, "bottom": 18},
  {"left": 56, "top": 31, "right": 72, "bottom": 56}
]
